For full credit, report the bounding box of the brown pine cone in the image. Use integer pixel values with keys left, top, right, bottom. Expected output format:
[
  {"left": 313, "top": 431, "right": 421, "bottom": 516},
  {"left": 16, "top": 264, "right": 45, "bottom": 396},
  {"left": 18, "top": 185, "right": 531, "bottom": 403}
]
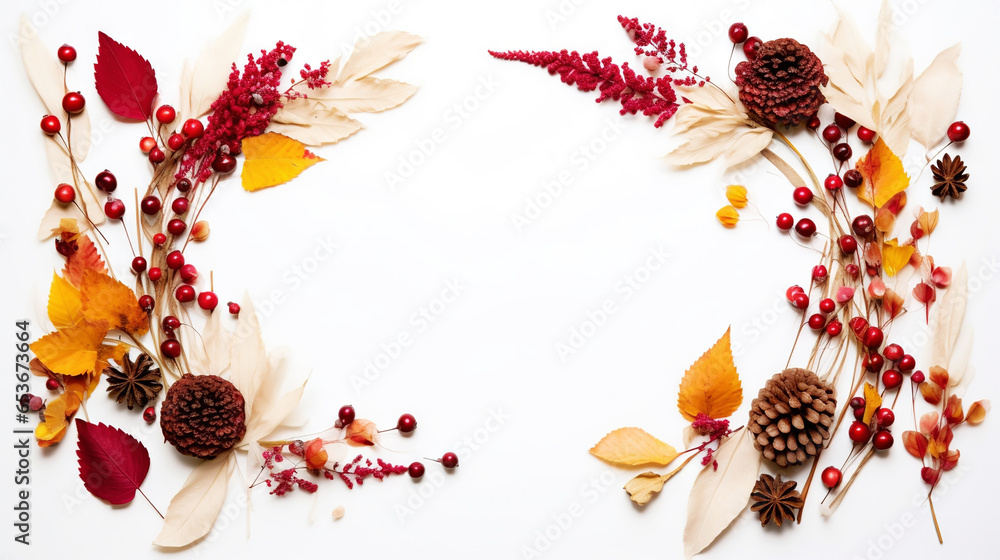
[
  {"left": 160, "top": 374, "right": 246, "bottom": 459},
  {"left": 748, "top": 368, "right": 836, "bottom": 467},
  {"left": 735, "top": 38, "right": 828, "bottom": 127}
]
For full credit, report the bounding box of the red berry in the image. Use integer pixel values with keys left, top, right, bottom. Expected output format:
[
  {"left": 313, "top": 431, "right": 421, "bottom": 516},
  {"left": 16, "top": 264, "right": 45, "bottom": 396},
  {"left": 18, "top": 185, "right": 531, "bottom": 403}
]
[
  {"left": 864, "top": 352, "right": 884, "bottom": 373},
  {"left": 148, "top": 267, "right": 162, "bottom": 281},
  {"left": 161, "top": 339, "right": 181, "bottom": 358},
  {"left": 131, "top": 256, "right": 147, "bottom": 273},
  {"left": 946, "top": 121, "right": 969, "bottom": 143},
  {"left": 806, "top": 115, "right": 821, "bottom": 131},
  {"left": 825, "top": 174, "right": 844, "bottom": 190},
  {"left": 62, "top": 92, "right": 85, "bottom": 114},
  {"left": 155, "top": 105, "right": 176, "bottom": 124},
  {"left": 57, "top": 44, "right": 77, "bottom": 63},
  {"left": 807, "top": 313, "right": 826, "bottom": 331},
  {"left": 172, "top": 197, "right": 190, "bottom": 214},
  {"left": 838, "top": 235, "right": 858, "bottom": 255},
  {"left": 212, "top": 154, "right": 237, "bottom": 174},
  {"left": 854, "top": 406, "right": 865, "bottom": 421},
  {"left": 139, "top": 136, "right": 157, "bottom": 153},
  {"left": 794, "top": 218, "right": 816, "bottom": 238},
  {"left": 834, "top": 113, "right": 855, "bottom": 129},
  {"left": 832, "top": 144, "right": 852, "bottom": 162},
  {"left": 162, "top": 315, "right": 181, "bottom": 332},
  {"left": 441, "top": 452, "right": 459, "bottom": 469},
  {"left": 408, "top": 461, "right": 425, "bottom": 479},
  {"left": 175, "top": 178, "right": 192, "bottom": 192},
  {"left": 786, "top": 285, "right": 805, "bottom": 302},
  {"left": 812, "top": 265, "right": 828, "bottom": 284},
  {"left": 850, "top": 397, "right": 866, "bottom": 409},
  {"left": 852, "top": 215, "right": 874, "bottom": 238},
  {"left": 339, "top": 405, "right": 356, "bottom": 424},
  {"left": 825, "top": 320, "right": 842, "bottom": 337},
  {"left": 175, "top": 285, "right": 195, "bottom": 303},
  {"left": 95, "top": 170, "right": 118, "bottom": 193},
  {"left": 873, "top": 430, "right": 894, "bottom": 450},
  {"left": 776, "top": 213, "right": 794, "bottom": 230},
  {"left": 104, "top": 198, "right": 125, "bottom": 220},
  {"left": 821, "top": 466, "right": 842, "bottom": 489},
  {"left": 792, "top": 292, "right": 810, "bottom": 311},
  {"left": 911, "top": 370, "right": 925, "bottom": 384},
  {"left": 40, "top": 115, "right": 61, "bottom": 135},
  {"left": 138, "top": 294, "right": 154, "bottom": 311},
  {"left": 822, "top": 124, "right": 842, "bottom": 143},
  {"left": 141, "top": 195, "right": 161, "bottom": 215},
  {"left": 849, "top": 421, "right": 872, "bottom": 443},
  {"left": 287, "top": 440, "right": 306, "bottom": 456},
  {"left": 743, "top": 37, "right": 762, "bottom": 60},
  {"left": 876, "top": 408, "right": 895, "bottom": 428},
  {"left": 46, "top": 378, "right": 60, "bottom": 391},
  {"left": 148, "top": 147, "right": 166, "bottom": 164},
  {"left": 819, "top": 298, "right": 835, "bottom": 314},
  {"left": 397, "top": 413, "right": 417, "bottom": 433},
  {"left": 143, "top": 406, "right": 156, "bottom": 423},
  {"left": 167, "top": 218, "right": 186, "bottom": 235},
  {"left": 843, "top": 169, "right": 863, "bottom": 188},
  {"left": 792, "top": 186, "right": 813, "bottom": 205},
  {"left": 180, "top": 264, "right": 198, "bottom": 284},
  {"left": 845, "top": 263, "right": 860, "bottom": 279},
  {"left": 883, "top": 343, "right": 904, "bottom": 362},
  {"left": 167, "top": 133, "right": 185, "bottom": 151},
  {"left": 165, "top": 250, "right": 185, "bottom": 270},
  {"left": 54, "top": 183, "right": 76, "bottom": 204},
  {"left": 182, "top": 119, "right": 204, "bottom": 138},
  {"left": 198, "top": 291, "right": 219, "bottom": 311},
  {"left": 857, "top": 126, "right": 876, "bottom": 144},
  {"left": 897, "top": 354, "right": 916, "bottom": 372},
  {"left": 862, "top": 326, "right": 884, "bottom": 349},
  {"left": 228, "top": 302, "right": 241, "bottom": 315},
  {"left": 882, "top": 369, "right": 902, "bottom": 389},
  {"left": 152, "top": 233, "right": 167, "bottom": 245},
  {"left": 728, "top": 23, "right": 748, "bottom": 43}
]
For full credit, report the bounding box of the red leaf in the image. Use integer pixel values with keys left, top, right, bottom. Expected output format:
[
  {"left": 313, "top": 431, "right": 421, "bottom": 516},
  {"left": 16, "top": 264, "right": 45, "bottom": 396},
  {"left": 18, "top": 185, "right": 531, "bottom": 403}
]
[
  {"left": 75, "top": 419, "right": 150, "bottom": 505},
  {"left": 94, "top": 32, "right": 158, "bottom": 120},
  {"left": 902, "top": 431, "right": 928, "bottom": 459},
  {"left": 913, "top": 281, "right": 936, "bottom": 323}
]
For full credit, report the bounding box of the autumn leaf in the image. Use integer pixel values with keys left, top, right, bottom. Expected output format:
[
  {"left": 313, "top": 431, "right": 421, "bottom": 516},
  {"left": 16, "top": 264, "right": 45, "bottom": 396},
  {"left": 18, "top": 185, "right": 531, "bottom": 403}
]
[
  {"left": 64, "top": 232, "right": 106, "bottom": 286},
  {"left": 862, "top": 382, "right": 882, "bottom": 425},
  {"left": 855, "top": 138, "right": 909, "bottom": 208},
  {"left": 30, "top": 319, "right": 108, "bottom": 375},
  {"left": 902, "top": 431, "right": 928, "bottom": 459},
  {"left": 76, "top": 420, "right": 152, "bottom": 505},
  {"left": 36, "top": 390, "right": 83, "bottom": 446},
  {"left": 882, "top": 288, "right": 905, "bottom": 319},
  {"left": 874, "top": 191, "right": 906, "bottom": 233},
  {"left": 590, "top": 427, "right": 679, "bottom": 467},
  {"left": 47, "top": 273, "right": 83, "bottom": 329},
  {"left": 882, "top": 239, "right": 914, "bottom": 277},
  {"left": 80, "top": 269, "right": 148, "bottom": 335},
  {"left": 677, "top": 328, "right": 742, "bottom": 421},
  {"left": 966, "top": 400, "right": 989, "bottom": 425},
  {"left": 95, "top": 343, "right": 128, "bottom": 387},
  {"left": 240, "top": 132, "right": 325, "bottom": 191}
]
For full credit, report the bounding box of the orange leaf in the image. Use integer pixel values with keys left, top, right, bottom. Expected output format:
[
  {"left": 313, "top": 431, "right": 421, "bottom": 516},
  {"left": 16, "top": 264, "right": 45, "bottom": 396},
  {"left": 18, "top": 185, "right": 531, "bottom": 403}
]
[
  {"left": 715, "top": 205, "right": 739, "bottom": 228},
  {"left": 47, "top": 273, "right": 84, "bottom": 329},
  {"left": 943, "top": 394, "right": 964, "bottom": 424},
  {"left": 35, "top": 390, "right": 83, "bottom": 447},
  {"left": 881, "top": 288, "right": 905, "bottom": 319},
  {"left": 345, "top": 419, "right": 378, "bottom": 447},
  {"left": 882, "top": 239, "right": 914, "bottom": 277},
  {"left": 919, "top": 412, "right": 939, "bottom": 436},
  {"left": 874, "top": 192, "right": 906, "bottom": 233},
  {"left": 64, "top": 234, "right": 107, "bottom": 287},
  {"left": 677, "top": 327, "right": 742, "bottom": 421},
  {"left": 855, "top": 138, "right": 910, "bottom": 208},
  {"left": 920, "top": 382, "right": 942, "bottom": 405},
  {"left": 917, "top": 208, "right": 939, "bottom": 235},
  {"left": 590, "top": 427, "right": 679, "bottom": 467},
  {"left": 30, "top": 319, "right": 108, "bottom": 375},
  {"left": 240, "top": 132, "right": 325, "bottom": 191},
  {"left": 929, "top": 366, "right": 949, "bottom": 389},
  {"left": 940, "top": 449, "right": 960, "bottom": 471},
  {"left": 862, "top": 382, "right": 881, "bottom": 425},
  {"left": 902, "top": 431, "right": 928, "bottom": 459},
  {"left": 966, "top": 400, "right": 989, "bottom": 425},
  {"left": 80, "top": 269, "right": 149, "bottom": 335}
]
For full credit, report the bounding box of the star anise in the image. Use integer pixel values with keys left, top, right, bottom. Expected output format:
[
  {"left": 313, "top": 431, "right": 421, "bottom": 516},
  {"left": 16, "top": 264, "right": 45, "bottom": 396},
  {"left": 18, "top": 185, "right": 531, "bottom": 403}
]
[
  {"left": 105, "top": 352, "right": 162, "bottom": 410},
  {"left": 930, "top": 153, "right": 969, "bottom": 200},
  {"left": 750, "top": 473, "right": 804, "bottom": 527}
]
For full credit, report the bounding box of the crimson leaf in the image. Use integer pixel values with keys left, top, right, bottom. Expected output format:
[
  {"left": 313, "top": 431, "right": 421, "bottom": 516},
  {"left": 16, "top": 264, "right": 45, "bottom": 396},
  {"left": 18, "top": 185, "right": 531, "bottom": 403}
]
[
  {"left": 94, "top": 32, "right": 158, "bottom": 120},
  {"left": 75, "top": 419, "right": 150, "bottom": 505}
]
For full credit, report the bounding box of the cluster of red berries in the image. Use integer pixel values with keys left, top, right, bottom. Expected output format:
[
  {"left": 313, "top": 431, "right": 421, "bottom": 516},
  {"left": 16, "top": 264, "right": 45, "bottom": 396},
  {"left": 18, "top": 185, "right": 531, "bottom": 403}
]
[{"left": 727, "top": 22, "right": 761, "bottom": 61}]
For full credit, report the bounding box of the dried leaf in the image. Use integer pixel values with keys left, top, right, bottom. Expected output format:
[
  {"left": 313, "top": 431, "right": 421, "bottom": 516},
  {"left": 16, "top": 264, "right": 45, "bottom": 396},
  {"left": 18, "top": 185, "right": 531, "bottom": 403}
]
[
  {"left": 836, "top": 286, "right": 855, "bottom": 304},
  {"left": 270, "top": 100, "right": 363, "bottom": 146},
  {"left": 47, "top": 273, "right": 83, "bottom": 329},
  {"left": 920, "top": 381, "right": 943, "bottom": 405},
  {"left": 35, "top": 389, "right": 83, "bottom": 446},
  {"left": 928, "top": 264, "right": 968, "bottom": 387},
  {"left": 725, "top": 185, "right": 748, "bottom": 208},
  {"left": 716, "top": 205, "right": 739, "bottom": 228},
  {"left": 867, "top": 277, "right": 886, "bottom": 300},
  {"left": 590, "top": 428, "right": 679, "bottom": 467},
  {"left": 187, "top": 308, "right": 230, "bottom": 377},
  {"left": 624, "top": 472, "right": 672, "bottom": 506},
  {"left": 874, "top": 191, "right": 906, "bottom": 234},
  {"left": 181, "top": 13, "right": 249, "bottom": 119},
  {"left": 244, "top": 349, "right": 309, "bottom": 444},
  {"left": 920, "top": 412, "right": 940, "bottom": 436},
  {"left": 154, "top": 452, "right": 236, "bottom": 547},
  {"left": 229, "top": 294, "right": 268, "bottom": 423},
  {"left": 913, "top": 281, "right": 936, "bottom": 322},
  {"left": 345, "top": 419, "right": 379, "bottom": 447},
  {"left": 929, "top": 366, "right": 949, "bottom": 389},
  {"left": 30, "top": 319, "right": 107, "bottom": 376},
  {"left": 677, "top": 328, "right": 742, "bottom": 422},
  {"left": 683, "top": 427, "right": 761, "bottom": 559},
  {"left": 64, "top": 233, "right": 107, "bottom": 286},
  {"left": 94, "top": 32, "right": 158, "bottom": 120},
  {"left": 666, "top": 85, "right": 773, "bottom": 167},
  {"left": 240, "top": 132, "right": 324, "bottom": 191},
  {"left": 856, "top": 139, "right": 909, "bottom": 208},
  {"left": 336, "top": 31, "right": 422, "bottom": 84},
  {"left": 882, "top": 239, "right": 914, "bottom": 277},
  {"left": 902, "top": 431, "right": 928, "bottom": 459},
  {"left": 312, "top": 77, "right": 417, "bottom": 114},
  {"left": 882, "top": 288, "right": 905, "bottom": 319},
  {"left": 75, "top": 420, "right": 150, "bottom": 505},
  {"left": 917, "top": 208, "right": 939, "bottom": 235},
  {"left": 862, "top": 382, "right": 882, "bottom": 425},
  {"left": 908, "top": 45, "right": 962, "bottom": 150},
  {"left": 79, "top": 269, "right": 149, "bottom": 335},
  {"left": 943, "top": 394, "right": 964, "bottom": 424},
  {"left": 966, "top": 400, "right": 989, "bottom": 425}
]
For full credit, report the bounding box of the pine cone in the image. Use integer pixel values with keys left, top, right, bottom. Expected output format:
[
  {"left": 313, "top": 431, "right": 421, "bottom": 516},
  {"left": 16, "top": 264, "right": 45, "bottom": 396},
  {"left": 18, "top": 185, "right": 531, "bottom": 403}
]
[
  {"left": 735, "top": 38, "right": 828, "bottom": 127},
  {"left": 748, "top": 368, "right": 836, "bottom": 467},
  {"left": 160, "top": 374, "right": 246, "bottom": 459}
]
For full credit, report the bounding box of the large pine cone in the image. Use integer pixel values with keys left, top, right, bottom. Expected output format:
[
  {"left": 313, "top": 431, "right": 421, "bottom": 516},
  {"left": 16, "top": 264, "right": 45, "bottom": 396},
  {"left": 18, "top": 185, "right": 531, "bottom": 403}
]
[
  {"left": 160, "top": 374, "right": 246, "bottom": 459},
  {"left": 735, "top": 38, "right": 828, "bottom": 127},
  {"left": 748, "top": 368, "right": 836, "bottom": 467}
]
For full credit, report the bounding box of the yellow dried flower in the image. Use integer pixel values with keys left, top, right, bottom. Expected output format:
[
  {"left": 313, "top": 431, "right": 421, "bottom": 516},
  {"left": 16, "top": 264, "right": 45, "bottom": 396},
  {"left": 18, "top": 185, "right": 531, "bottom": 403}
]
[
  {"left": 726, "top": 185, "right": 748, "bottom": 208},
  {"left": 716, "top": 205, "right": 740, "bottom": 228}
]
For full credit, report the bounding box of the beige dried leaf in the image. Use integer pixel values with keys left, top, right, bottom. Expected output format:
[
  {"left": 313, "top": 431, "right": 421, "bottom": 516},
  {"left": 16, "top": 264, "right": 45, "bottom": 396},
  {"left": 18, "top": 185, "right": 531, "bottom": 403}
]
[
  {"left": 336, "top": 31, "right": 422, "bottom": 84},
  {"left": 312, "top": 77, "right": 418, "bottom": 114},
  {"left": 666, "top": 85, "right": 772, "bottom": 167},
  {"left": 187, "top": 307, "right": 231, "bottom": 377},
  {"left": 908, "top": 44, "right": 962, "bottom": 150},
  {"left": 181, "top": 13, "right": 250, "bottom": 120},
  {"left": 271, "top": 99, "right": 363, "bottom": 146},
  {"left": 37, "top": 169, "right": 104, "bottom": 240},
  {"left": 929, "top": 263, "right": 969, "bottom": 390},
  {"left": 625, "top": 472, "right": 672, "bottom": 506},
  {"left": 154, "top": 452, "right": 236, "bottom": 547}
]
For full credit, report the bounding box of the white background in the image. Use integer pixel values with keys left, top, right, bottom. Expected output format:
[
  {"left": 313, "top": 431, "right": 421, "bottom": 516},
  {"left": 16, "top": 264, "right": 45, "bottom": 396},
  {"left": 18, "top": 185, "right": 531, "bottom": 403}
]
[{"left": 3, "top": 0, "right": 999, "bottom": 559}]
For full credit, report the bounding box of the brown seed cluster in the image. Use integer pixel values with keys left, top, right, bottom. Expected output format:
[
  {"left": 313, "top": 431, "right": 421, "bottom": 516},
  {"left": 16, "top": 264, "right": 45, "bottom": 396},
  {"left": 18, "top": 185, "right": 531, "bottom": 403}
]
[
  {"left": 748, "top": 368, "right": 836, "bottom": 467},
  {"left": 160, "top": 373, "right": 246, "bottom": 459},
  {"left": 735, "top": 38, "right": 828, "bottom": 127}
]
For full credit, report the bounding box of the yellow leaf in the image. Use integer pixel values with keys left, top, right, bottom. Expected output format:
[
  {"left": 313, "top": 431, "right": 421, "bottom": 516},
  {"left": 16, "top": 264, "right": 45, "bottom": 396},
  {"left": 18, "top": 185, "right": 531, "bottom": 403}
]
[
  {"left": 862, "top": 382, "right": 882, "bottom": 425},
  {"left": 677, "top": 327, "right": 743, "bottom": 421},
  {"left": 966, "top": 400, "right": 989, "bottom": 425},
  {"left": 35, "top": 390, "right": 82, "bottom": 446},
  {"left": 624, "top": 454, "right": 697, "bottom": 506},
  {"left": 47, "top": 273, "right": 83, "bottom": 329},
  {"left": 79, "top": 269, "right": 148, "bottom": 335},
  {"left": 716, "top": 205, "right": 739, "bottom": 228},
  {"left": 855, "top": 138, "right": 909, "bottom": 208},
  {"left": 240, "top": 132, "right": 325, "bottom": 191},
  {"left": 590, "top": 427, "right": 679, "bottom": 467},
  {"left": 882, "top": 239, "right": 914, "bottom": 277},
  {"left": 30, "top": 319, "right": 107, "bottom": 376},
  {"left": 725, "top": 185, "right": 748, "bottom": 208},
  {"left": 918, "top": 208, "right": 939, "bottom": 235}
]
